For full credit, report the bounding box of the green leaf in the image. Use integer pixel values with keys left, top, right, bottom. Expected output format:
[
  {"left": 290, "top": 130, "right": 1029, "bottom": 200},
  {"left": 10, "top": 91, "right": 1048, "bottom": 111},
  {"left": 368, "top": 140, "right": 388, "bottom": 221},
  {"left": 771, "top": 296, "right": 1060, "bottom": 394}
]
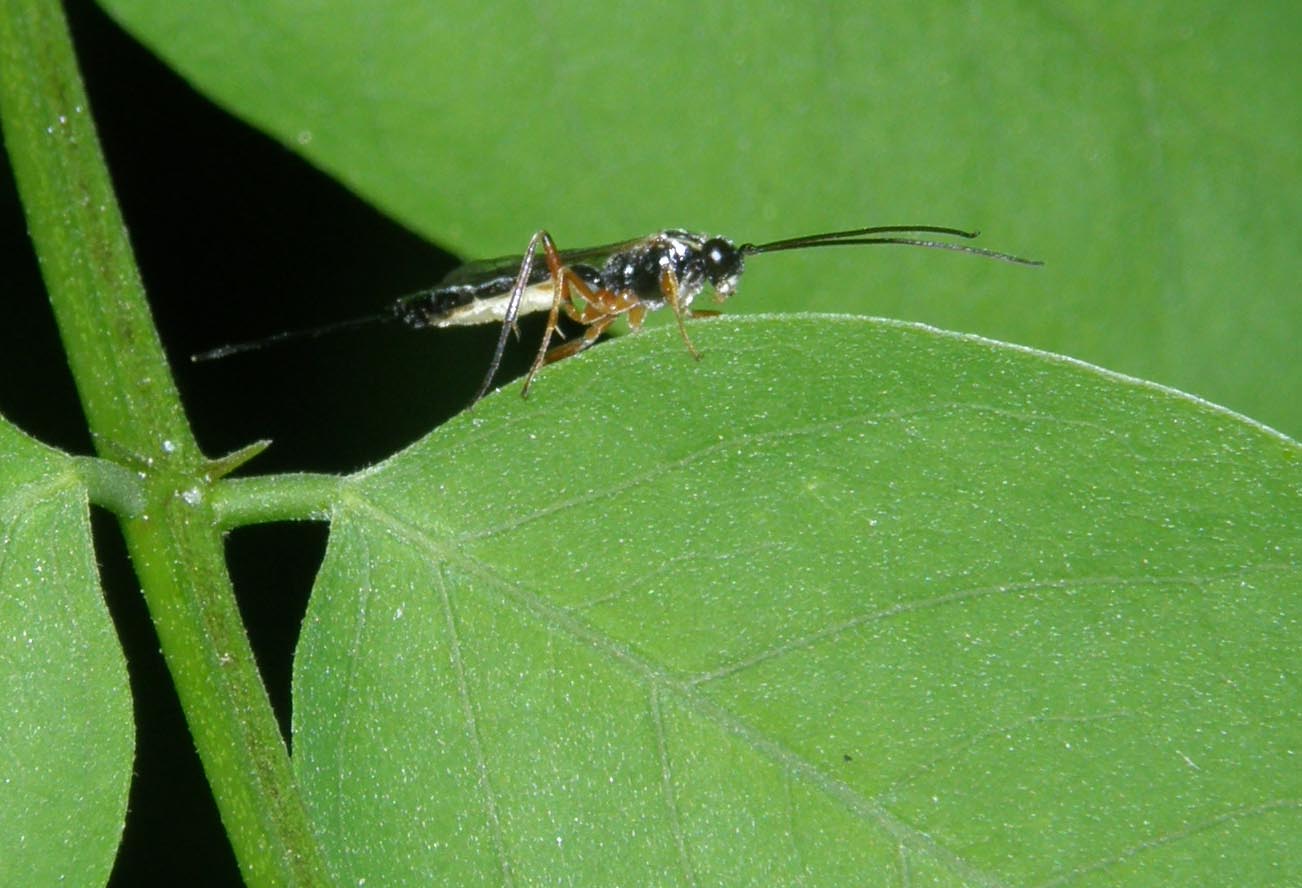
[
  {"left": 96, "top": 0, "right": 1301, "bottom": 436},
  {"left": 294, "top": 317, "right": 1300, "bottom": 884},
  {"left": 0, "top": 417, "right": 133, "bottom": 886}
]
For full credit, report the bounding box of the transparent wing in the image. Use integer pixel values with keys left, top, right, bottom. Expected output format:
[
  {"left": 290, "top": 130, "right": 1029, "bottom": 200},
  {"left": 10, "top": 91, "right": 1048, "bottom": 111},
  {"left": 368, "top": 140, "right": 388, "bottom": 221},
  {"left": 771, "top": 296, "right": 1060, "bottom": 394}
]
[{"left": 436, "top": 237, "right": 645, "bottom": 287}]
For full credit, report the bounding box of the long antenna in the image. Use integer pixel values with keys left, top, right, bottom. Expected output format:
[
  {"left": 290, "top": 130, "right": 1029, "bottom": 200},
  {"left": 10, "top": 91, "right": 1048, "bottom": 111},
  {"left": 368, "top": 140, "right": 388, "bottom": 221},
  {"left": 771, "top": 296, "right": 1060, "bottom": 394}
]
[
  {"left": 190, "top": 311, "right": 393, "bottom": 362},
  {"left": 742, "top": 225, "right": 1042, "bottom": 266}
]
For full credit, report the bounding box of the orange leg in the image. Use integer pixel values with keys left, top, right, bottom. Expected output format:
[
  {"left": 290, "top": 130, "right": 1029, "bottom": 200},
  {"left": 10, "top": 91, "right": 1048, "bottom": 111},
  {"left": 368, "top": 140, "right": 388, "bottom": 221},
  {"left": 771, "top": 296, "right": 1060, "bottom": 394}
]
[
  {"left": 542, "top": 314, "right": 618, "bottom": 365},
  {"left": 522, "top": 259, "right": 652, "bottom": 394},
  {"left": 660, "top": 268, "right": 702, "bottom": 360},
  {"left": 523, "top": 257, "right": 642, "bottom": 395},
  {"left": 476, "top": 231, "right": 652, "bottom": 402},
  {"left": 522, "top": 244, "right": 582, "bottom": 397},
  {"left": 523, "top": 287, "right": 641, "bottom": 394}
]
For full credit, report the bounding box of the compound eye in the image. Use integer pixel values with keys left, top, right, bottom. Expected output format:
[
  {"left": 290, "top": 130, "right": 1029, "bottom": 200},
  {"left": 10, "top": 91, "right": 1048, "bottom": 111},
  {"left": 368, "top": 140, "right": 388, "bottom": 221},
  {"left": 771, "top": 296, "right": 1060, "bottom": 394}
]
[{"left": 702, "top": 238, "right": 741, "bottom": 280}]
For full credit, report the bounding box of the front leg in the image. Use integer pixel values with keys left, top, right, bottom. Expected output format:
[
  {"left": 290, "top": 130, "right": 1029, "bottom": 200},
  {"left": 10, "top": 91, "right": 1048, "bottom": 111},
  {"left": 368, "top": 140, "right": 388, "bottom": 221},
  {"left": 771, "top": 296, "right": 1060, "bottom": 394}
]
[{"left": 660, "top": 268, "right": 702, "bottom": 361}]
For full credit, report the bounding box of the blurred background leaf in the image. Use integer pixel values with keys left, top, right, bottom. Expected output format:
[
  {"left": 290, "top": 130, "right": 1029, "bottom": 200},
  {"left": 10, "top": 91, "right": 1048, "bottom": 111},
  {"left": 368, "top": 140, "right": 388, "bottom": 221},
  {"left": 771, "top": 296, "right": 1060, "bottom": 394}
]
[{"left": 97, "top": 0, "right": 1300, "bottom": 436}]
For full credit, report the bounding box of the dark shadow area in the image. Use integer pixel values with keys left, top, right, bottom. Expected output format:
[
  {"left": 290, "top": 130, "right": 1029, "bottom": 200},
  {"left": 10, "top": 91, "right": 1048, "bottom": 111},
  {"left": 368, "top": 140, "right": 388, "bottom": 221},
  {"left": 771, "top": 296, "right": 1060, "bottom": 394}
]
[{"left": 1, "top": 1, "right": 544, "bottom": 882}]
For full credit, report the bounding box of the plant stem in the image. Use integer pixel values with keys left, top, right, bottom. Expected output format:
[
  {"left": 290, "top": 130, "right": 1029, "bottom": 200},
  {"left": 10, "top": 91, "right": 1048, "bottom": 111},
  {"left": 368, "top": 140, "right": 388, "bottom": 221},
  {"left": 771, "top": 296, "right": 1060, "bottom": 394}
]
[
  {"left": 211, "top": 474, "right": 343, "bottom": 529},
  {"left": 72, "top": 455, "right": 148, "bottom": 518},
  {"left": 0, "top": 1, "right": 334, "bottom": 884}
]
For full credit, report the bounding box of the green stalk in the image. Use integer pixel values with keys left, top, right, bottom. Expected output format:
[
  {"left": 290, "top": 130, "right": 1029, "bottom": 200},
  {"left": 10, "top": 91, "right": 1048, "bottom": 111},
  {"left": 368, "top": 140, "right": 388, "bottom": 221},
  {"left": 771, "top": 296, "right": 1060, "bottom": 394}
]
[
  {"left": 211, "top": 474, "right": 344, "bottom": 530},
  {"left": 0, "top": 1, "right": 334, "bottom": 884}
]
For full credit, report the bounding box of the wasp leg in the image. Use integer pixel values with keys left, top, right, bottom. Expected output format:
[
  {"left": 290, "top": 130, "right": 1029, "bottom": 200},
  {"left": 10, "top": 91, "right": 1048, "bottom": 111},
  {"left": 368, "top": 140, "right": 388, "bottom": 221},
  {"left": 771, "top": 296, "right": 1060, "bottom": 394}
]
[
  {"left": 517, "top": 241, "right": 660, "bottom": 395},
  {"left": 518, "top": 239, "right": 581, "bottom": 397},
  {"left": 523, "top": 278, "right": 644, "bottom": 395},
  {"left": 522, "top": 258, "right": 627, "bottom": 396},
  {"left": 659, "top": 268, "right": 702, "bottom": 360},
  {"left": 473, "top": 229, "right": 554, "bottom": 404},
  {"left": 541, "top": 314, "right": 618, "bottom": 365}
]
